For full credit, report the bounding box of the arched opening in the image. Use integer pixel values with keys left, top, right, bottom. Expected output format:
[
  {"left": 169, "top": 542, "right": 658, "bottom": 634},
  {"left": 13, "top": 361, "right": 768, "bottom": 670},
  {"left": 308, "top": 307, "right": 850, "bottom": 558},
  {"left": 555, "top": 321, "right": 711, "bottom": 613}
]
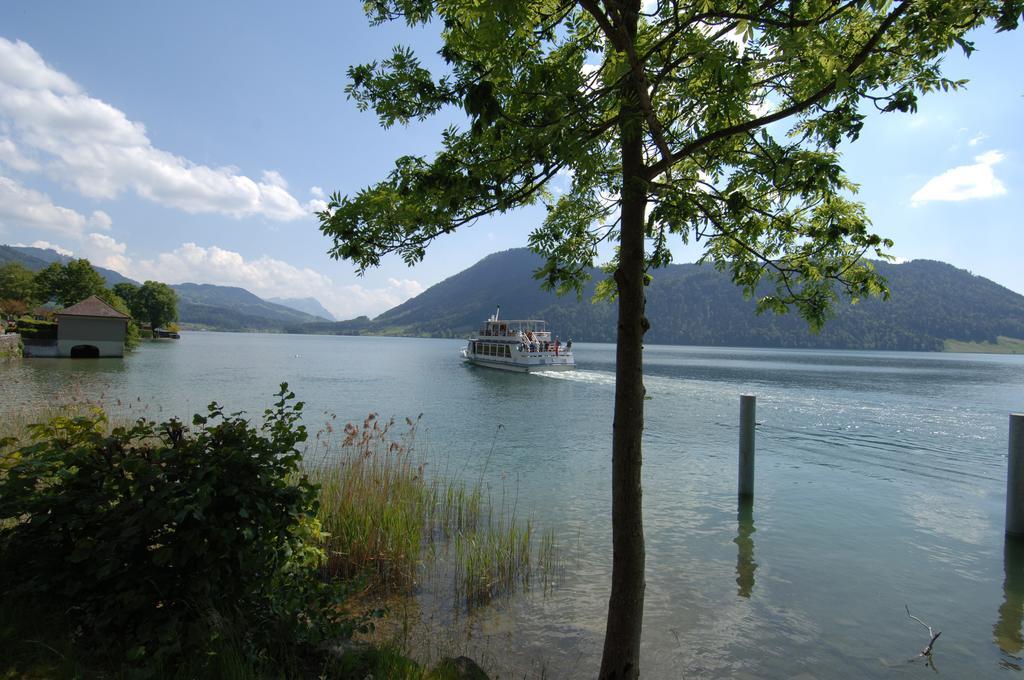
[{"left": 70, "top": 344, "right": 100, "bottom": 358}]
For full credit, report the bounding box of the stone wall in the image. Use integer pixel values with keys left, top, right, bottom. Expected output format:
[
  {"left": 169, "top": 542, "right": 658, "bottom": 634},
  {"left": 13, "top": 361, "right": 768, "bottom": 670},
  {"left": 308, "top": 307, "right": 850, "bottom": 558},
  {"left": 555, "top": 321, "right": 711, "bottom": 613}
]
[{"left": 0, "top": 333, "right": 22, "bottom": 358}]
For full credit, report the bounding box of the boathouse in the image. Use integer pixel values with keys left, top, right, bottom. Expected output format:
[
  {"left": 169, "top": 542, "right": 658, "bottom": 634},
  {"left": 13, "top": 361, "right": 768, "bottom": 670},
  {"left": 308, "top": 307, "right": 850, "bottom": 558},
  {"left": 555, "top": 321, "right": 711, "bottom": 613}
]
[{"left": 55, "top": 295, "right": 130, "bottom": 358}]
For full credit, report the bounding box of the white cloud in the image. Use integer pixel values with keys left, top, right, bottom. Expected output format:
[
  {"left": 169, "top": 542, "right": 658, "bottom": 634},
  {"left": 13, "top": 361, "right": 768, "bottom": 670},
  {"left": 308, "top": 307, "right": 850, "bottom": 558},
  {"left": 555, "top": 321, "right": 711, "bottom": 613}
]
[
  {"left": 0, "top": 174, "right": 92, "bottom": 237},
  {"left": 89, "top": 210, "right": 112, "bottom": 230},
  {"left": 304, "top": 198, "right": 329, "bottom": 213},
  {"left": 82, "top": 231, "right": 131, "bottom": 272},
  {"left": 125, "top": 242, "right": 422, "bottom": 318},
  {"left": 0, "top": 37, "right": 308, "bottom": 221},
  {"left": 128, "top": 242, "right": 330, "bottom": 294},
  {"left": 304, "top": 186, "right": 329, "bottom": 212},
  {"left": 13, "top": 239, "right": 74, "bottom": 256},
  {"left": 748, "top": 98, "right": 773, "bottom": 118},
  {"left": 261, "top": 170, "right": 288, "bottom": 189},
  {"left": 0, "top": 137, "right": 40, "bottom": 172},
  {"left": 325, "top": 278, "right": 425, "bottom": 319},
  {"left": 910, "top": 150, "right": 1007, "bottom": 206},
  {"left": 967, "top": 132, "right": 988, "bottom": 147},
  {"left": 85, "top": 232, "right": 126, "bottom": 255},
  {"left": 0, "top": 38, "right": 79, "bottom": 94}
]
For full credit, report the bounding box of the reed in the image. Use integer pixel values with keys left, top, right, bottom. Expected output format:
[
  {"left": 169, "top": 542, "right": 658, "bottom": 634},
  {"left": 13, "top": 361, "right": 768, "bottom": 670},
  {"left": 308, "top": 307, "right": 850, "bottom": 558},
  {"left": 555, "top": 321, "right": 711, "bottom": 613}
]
[
  {"left": 1, "top": 391, "right": 173, "bottom": 449},
  {"left": 304, "top": 413, "right": 560, "bottom": 607},
  {"left": 305, "top": 413, "right": 429, "bottom": 590}
]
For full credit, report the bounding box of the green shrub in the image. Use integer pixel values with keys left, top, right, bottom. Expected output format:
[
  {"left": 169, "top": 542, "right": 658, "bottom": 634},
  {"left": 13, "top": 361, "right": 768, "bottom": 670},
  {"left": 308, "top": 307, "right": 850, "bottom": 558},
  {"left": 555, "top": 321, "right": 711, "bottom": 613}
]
[
  {"left": 14, "top": 317, "right": 56, "bottom": 339},
  {"left": 0, "top": 384, "right": 361, "bottom": 674}
]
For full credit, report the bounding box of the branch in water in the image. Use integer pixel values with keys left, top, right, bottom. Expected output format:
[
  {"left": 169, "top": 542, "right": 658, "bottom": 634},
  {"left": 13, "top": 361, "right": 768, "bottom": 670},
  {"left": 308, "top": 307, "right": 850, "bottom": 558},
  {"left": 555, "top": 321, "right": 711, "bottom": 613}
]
[{"left": 905, "top": 605, "right": 942, "bottom": 656}]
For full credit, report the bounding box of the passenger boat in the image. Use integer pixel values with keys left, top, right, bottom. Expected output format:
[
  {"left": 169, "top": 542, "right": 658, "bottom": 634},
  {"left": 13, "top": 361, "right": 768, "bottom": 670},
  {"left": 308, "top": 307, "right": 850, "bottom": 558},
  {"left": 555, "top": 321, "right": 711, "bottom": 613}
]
[{"left": 462, "top": 307, "right": 574, "bottom": 372}]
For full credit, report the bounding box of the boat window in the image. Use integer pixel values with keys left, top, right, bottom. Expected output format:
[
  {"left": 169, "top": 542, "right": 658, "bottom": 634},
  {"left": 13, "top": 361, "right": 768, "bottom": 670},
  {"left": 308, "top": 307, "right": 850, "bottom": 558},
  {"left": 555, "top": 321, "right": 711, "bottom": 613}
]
[{"left": 504, "top": 345, "right": 511, "bottom": 357}]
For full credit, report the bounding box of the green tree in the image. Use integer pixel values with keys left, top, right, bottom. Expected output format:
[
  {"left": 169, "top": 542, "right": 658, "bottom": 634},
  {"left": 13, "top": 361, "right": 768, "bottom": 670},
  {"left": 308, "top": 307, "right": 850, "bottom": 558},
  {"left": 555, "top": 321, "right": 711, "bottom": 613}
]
[
  {"left": 112, "top": 282, "right": 139, "bottom": 309},
  {"left": 318, "top": 2, "right": 1021, "bottom": 676},
  {"left": 0, "top": 262, "right": 37, "bottom": 306},
  {"left": 98, "top": 291, "right": 141, "bottom": 350},
  {"left": 132, "top": 281, "right": 179, "bottom": 331},
  {"left": 32, "top": 262, "right": 63, "bottom": 306},
  {"left": 34, "top": 259, "right": 107, "bottom": 308}
]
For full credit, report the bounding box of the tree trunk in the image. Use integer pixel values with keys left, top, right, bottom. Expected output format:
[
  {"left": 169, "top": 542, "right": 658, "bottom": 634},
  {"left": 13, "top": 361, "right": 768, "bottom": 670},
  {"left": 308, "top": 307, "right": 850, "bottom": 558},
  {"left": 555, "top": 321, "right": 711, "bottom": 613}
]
[{"left": 599, "top": 10, "right": 648, "bottom": 675}]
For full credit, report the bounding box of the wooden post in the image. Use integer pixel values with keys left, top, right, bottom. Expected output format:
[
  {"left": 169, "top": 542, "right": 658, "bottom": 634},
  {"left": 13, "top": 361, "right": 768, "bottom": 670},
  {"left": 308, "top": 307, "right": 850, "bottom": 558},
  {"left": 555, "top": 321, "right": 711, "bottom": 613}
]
[
  {"left": 1007, "top": 414, "right": 1024, "bottom": 536},
  {"left": 739, "top": 394, "right": 756, "bottom": 499}
]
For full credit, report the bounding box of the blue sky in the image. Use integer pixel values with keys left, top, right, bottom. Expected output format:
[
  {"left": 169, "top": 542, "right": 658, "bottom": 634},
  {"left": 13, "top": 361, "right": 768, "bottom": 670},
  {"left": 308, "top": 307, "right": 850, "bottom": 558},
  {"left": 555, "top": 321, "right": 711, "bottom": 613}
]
[{"left": 0, "top": 2, "right": 1021, "bottom": 320}]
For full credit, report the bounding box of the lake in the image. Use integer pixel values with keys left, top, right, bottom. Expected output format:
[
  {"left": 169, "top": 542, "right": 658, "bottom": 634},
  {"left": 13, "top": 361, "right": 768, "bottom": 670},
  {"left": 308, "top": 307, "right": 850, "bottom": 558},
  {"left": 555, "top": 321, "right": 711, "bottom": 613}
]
[{"left": 4, "top": 332, "right": 1024, "bottom": 678}]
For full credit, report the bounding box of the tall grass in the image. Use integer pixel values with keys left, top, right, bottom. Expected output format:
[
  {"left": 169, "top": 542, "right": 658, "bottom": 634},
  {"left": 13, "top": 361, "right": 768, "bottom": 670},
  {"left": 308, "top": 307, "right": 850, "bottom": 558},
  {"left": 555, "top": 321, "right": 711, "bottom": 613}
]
[
  {"left": 1, "top": 389, "right": 170, "bottom": 448},
  {"left": 303, "top": 413, "right": 561, "bottom": 608},
  {"left": 4, "top": 402, "right": 563, "bottom": 607},
  {"left": 306, "top": 413, "right": 429, "bottom": 589}
]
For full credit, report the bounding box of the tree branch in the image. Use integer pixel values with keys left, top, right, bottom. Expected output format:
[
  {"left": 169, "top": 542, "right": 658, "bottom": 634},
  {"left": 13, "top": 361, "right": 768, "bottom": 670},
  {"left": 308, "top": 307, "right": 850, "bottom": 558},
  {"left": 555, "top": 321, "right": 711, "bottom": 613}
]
[
  {"left": 578, "top": 0, "right": 623, "bottom": 49},
  {"left": 646, "top": 0, "right": 914, "bottom": 179},
  {"left": 906, "top": 605, "right": 942, "bottom": 657}
]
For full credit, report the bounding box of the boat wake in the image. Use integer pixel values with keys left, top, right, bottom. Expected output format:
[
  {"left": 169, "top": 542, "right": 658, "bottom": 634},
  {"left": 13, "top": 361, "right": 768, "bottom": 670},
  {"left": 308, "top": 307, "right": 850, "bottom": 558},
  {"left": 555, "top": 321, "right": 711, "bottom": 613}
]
[{"left": 532, "top": 369, "right": 615, "bottom": 385}]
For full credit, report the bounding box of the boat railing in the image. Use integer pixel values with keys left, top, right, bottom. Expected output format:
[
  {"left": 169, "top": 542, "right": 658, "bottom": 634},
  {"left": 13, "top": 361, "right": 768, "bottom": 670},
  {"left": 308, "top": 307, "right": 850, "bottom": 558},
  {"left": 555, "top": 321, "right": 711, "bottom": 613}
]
[{"left": 519, "top": 345, "right": 572, "bottom": 355}]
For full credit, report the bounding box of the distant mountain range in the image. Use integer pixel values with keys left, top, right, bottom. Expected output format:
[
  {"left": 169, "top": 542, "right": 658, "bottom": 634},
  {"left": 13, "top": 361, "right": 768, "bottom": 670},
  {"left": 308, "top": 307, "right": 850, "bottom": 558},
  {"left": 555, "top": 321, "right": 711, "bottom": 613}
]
[
  {"left": 5, "top": 244, "right": 1023, "bottom": 351},
  {"left": 266, "top": 297, "right": 335, "bottom": 321},
  {"left": 291, "top": 248, "right": 1024, "bottom": 352},
  {"left": 1, "top": 244, "right": 136, "bottom": 287},
  {"left": 1, "top": 245, "right": 327, "bottom": 330},
  {"left": 169, "top": 284, "right": 329, "bottom": 331}
]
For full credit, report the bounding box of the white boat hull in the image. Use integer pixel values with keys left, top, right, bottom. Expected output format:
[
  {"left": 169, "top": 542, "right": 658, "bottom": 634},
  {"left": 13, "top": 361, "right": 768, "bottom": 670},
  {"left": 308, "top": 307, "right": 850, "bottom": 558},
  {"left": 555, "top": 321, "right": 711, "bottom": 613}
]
[{"left": 464, "top": 355, "right": 575, "bottom": 372}]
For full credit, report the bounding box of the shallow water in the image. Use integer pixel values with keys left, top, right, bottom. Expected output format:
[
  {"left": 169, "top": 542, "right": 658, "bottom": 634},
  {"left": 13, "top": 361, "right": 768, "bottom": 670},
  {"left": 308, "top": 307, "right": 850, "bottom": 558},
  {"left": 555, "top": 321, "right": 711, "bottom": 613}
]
[{"left": 4, "top": 333, "right": 1024, "bottom": 677}]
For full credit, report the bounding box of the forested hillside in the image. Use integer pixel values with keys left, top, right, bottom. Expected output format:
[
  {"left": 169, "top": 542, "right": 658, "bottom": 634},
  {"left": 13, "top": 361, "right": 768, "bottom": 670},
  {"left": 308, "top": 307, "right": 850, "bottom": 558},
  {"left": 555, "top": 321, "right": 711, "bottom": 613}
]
[
  {"left": 0, "top": 245, "right": 136, "bottom": 287},
  {"left": 9, "top": 243, "right": 1021, "bottom": 349},
  {"left": 171, "top": 283, "right": 325, "bottom": 331},
  {"left": 294, "top": 249, "right": 1024, "bottom": 351}
]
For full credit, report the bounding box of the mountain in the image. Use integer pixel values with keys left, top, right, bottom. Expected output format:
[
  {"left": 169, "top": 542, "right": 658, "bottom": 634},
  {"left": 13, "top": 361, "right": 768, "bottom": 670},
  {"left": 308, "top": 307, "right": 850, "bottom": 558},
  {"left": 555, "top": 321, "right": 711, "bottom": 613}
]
[
  {"left": 2, "top": 245, "right": 330, "bottom": 331},
  {"left": 266, "top": 297, "right": 335, "bottom": 321},
  {"left": 0, "top": 245, "right": 50, "bottom": 270},
  {"left": 292, "top": 248, "right": 1024, "bottom": 351},
  {"left": 171, "top": 283, "right": 327, "bottom": 331},
  {"left": 1, "top": 244, "right": 137, "bottom": 286},
  {"left": 9, "top": 242, "right": 1023, "bottom": 349}
]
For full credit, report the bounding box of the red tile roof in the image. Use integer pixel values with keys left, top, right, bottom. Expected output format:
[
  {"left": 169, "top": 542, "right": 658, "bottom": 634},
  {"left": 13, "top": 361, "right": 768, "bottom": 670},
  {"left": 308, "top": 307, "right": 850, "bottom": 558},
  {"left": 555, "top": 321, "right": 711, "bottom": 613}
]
[{"left": 56, "top": 295, "right": 130, "bottom": 319}]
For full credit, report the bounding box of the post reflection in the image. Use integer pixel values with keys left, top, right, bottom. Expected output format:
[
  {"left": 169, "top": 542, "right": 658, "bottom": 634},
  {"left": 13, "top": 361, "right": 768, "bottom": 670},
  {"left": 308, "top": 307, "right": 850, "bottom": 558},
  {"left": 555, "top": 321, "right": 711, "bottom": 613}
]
[
  {"left": 735, "top": 498, "right": 757, "bottom": 598},
  {"left": 995, "top": 536, "right": 1024, "bottom": 655}
]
